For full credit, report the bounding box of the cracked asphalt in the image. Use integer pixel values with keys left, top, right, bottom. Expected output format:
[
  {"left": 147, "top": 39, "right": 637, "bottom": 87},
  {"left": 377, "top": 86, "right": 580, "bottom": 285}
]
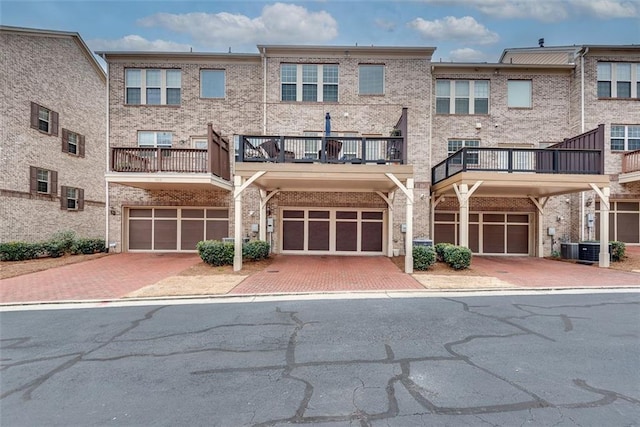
[{"left": 1, "top": 292, "right": 639, "bottom": 426}]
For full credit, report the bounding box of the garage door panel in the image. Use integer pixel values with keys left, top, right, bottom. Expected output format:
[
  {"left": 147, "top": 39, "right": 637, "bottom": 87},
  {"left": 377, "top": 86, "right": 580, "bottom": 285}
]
[
  {"left": 129, "top": 220, "right": 152, "bottom": 250},
  {"left": 283, "top": 221, "right": 304, "bottom": 250},
  {"left": 434, "top": 224, "right": 456, "bottom": 244},
  {"left": 469, "top": 224, "right": 479, "bottom": 253},
  {"left": 483, "top": 224, "right": 505, "bottom": 253},
  {"left": 182, "top": 220, "right": 204, "bottom": 250},
  {"left": 206, "top": 221, "right": 228, "bottom": 241},
  {"left": 308, "top": 221, "right": 330, "bottom": 250},
  {"left": 336, "top": 222, "right": 358, "bottom": 251},
  {"left": 154, "top": 220, "right": 177, "bottom": 250},
  {"left": 617, "top": 213, "right": 640, "bottom": 243},
  {"left": 507, "top": 225, "right": 529, "bottom": 254},
  {"left": 362, "top": 222, "right": 383, "bottom": 252}
]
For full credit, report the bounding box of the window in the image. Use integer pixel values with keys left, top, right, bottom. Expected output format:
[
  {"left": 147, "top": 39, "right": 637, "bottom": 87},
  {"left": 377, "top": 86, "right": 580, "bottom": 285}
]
[
  {"left": 507, "top": 80, "right": 532, "bottom": 108},
  {"left": 281, "top": 64, "right": 339, "bottom": 102},
  {"left": 359, "top": 65, "right": 384, "bottom": 95},
  {"left": 61, "top": 186, "right": 83, "bottom": 211},
  {"left": 597, "top": 62, "right": 639, "bottom": 98},
  {"left": 138, "top": 131, "right": 173, "bottom": 147},
  {"left": 448, "top": 139, "right": 480, "bottom": 164},
  {"left": 62, "top": 129, "right": 85, "bottom": 157},
  {"left": 29, "top": 166, "right": 57, "bottom": 195},
  {"left": 125, "top": 69, "right": 181, "bottom": 105},
  {"left": 200, "top": 70, "right": 225, "bottom": 98},
  {"left": 436, "top": 80, "right": 489, "bottom": 114},
  {"left": 30, "top": 102, "right": 58, "bottom": 136},
  {"left": 611, "top": 125, "right": 640, "bottom": 151}
]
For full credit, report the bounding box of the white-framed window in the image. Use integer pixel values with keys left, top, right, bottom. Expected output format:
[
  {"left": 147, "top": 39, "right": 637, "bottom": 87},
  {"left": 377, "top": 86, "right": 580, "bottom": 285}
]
[
  {"left": 192, "top": 137, "right": 208, "bottom": 149},
  {"left": 200, "top": 69, "right": 225, "bottom": 98},
  {"left": 281, "top": 64, "right": 339, "bottom": 102},
  {"left": 38, "top": 106, "right": 50, "bottom": 132},
  {"left": 359, "top": 64, "right": 384, "bottom": 95},
  {"left": 137, "top": 131, "right": 173, "bottom": 147},
  {"left": 37, "top": 168, "right": 50, "bottom": 193},
  {"left": 30, "top": 102, "right": 58, "bottom": 136},
  {"left": 66, "top": 187, "right": 78, "bottom": 210},
  {"left": 597, "top": 62, "right": 639, "bottom": 99},
  {"left": 611, "top": 125, "right": 640, "bottom": 151},
  {"left": 448, "top": 139, "right": 480, "bottom": 164},
  {"left": 436, "top": 80, "right": 489, "bottom": 114},
  {"left": 507, "top": 80, "right": 532, "bottom": 108},
  {"left": 125, "top": 69, "right": 181, "bottom": 105}
]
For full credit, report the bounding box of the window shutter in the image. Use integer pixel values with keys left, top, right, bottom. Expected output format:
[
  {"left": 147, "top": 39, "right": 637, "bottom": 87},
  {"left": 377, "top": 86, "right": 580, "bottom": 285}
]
[
  {"left": 60, "top": 185, "right": 68, "bottom": 210},
  {"left": 62, "top": 128, "right": 69, "bottom": 153},
  {"left": 30, "top": 102, "right": 39, "bottom": 130},
  {"left": 78, "top": 188, "right": 85, "bottom": 211},
  {"left": 78, "top": 134, "right": 85, "bottom": 157},
  {"left": 29, "top": 166, "right": 38, "bottom": 193},
  {"left": 50, "top": 111, "right": 59, "bottom": 136},
  {"left": 50, "top": 170, "right": 58, "bottom": 195}
]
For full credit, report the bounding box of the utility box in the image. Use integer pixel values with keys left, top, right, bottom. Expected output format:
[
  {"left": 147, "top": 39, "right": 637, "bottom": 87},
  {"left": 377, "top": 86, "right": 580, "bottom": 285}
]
[
  {"left": 413, "top": 239, "right": 433, "bottom": 247},
  {"left": 560, "top": 243, "right": 579, "bottom": 260},
  {"left": 578, "top": 242, "right": 610, "bottom": 262}
]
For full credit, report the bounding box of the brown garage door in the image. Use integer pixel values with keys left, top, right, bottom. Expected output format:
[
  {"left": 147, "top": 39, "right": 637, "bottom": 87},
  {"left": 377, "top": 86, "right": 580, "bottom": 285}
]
[
  {"left": 282, "top": 208, "right": 384, "bottom": 254},
  {"left": 128, "top": 207, "right": 228, "bottom": 251},
  {"left": 595, "top": 201, "right": 640, "bottom": 244},
  {"left": 434, "top": 212, "right": 530, "bottom": 255}
]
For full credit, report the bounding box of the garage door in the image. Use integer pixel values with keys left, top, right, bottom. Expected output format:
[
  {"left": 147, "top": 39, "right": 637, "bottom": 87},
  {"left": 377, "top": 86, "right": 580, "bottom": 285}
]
[
  {"left": 281, "top": 208, "right": 385, "bottom": 254},
  {"left": 434, "top": 212, "right": 531, "bottom": 255},
  {"left": 595, "top": 201, "right": 640, "bottom": 244},
  {"left": 128, "top": 207, "right": 228, "bottom": 251}
]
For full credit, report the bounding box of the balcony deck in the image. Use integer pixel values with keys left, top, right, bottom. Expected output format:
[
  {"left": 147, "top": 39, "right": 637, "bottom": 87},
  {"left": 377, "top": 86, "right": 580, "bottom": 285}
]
[{"left": 620, "top": 149, "right": 640, "bottom": 184}]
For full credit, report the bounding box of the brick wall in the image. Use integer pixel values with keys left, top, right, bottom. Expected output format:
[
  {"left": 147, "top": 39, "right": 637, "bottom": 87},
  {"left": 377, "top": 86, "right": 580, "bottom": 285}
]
[{"left": 0, "top": 31, "right": 106, "bottom": 243}]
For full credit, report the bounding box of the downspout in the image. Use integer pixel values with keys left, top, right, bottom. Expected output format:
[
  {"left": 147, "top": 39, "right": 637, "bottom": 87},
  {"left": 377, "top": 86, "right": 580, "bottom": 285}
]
[
  {"left": 429, "top": 65, "right": 434, "bottom": 239},
  {"left": 579, "top": 47, "right": 589, "bottom": 241},
  {"left": 100, "top": 53, "right": 111, "bottom": 251},
  {"left": 262, "top": 47, "right": 267, "bottom": 134}
]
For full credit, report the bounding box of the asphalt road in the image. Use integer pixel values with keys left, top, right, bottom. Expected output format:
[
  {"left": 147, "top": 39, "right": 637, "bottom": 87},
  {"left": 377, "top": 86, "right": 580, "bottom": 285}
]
[{"left": 1, "top": 292, "right": 639, "bottom": 426}]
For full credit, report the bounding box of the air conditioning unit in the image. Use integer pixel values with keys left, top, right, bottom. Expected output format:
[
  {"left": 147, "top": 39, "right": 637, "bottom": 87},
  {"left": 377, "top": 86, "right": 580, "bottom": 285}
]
[
  {"left": 578, "top": 242, "right": 611, "bottom": 262},
  {"left": 560, "top": 243, "right": 578, "bottom": 260}
]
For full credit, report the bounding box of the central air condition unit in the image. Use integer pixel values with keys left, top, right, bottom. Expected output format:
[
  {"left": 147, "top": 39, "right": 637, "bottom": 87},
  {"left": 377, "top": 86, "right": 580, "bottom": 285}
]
[{"left": 560, "top": 243, "right": 578, "bottom": 260}]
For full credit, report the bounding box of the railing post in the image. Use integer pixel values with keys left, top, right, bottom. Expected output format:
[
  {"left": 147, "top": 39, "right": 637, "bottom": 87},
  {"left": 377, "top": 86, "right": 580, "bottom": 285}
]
[
  {"left": 553, "top": 150, "right": 559, "bottom": 173},
  {"left": 238, "top": 136, "right": 245, "bottom": 162},
  {"left": 507, "top": 149, "right": 513, "bottom": 172},
  {"left": 321, "top": 136, "right": 327, "bottom": 162},
  {"left": 157, "top": 148, "right": 162, "bottom": 172},
  {"left": 462, "top": 148, "right": 467, "bottom": 171},
  {"left": 279, "top": 136, "right": 285, "bottom": 163},
  {"left": 361, "top": 138, "right": 367, "bottom": 163},
  {"left": 207, "top": 124, "right": 214, "bottom": 174}
]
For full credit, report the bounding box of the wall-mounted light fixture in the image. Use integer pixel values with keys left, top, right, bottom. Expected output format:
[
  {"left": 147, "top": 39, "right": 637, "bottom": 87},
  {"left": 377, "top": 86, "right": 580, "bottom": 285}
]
[{"left": 110, "top": 207, "right": 117, "bottom": 215}]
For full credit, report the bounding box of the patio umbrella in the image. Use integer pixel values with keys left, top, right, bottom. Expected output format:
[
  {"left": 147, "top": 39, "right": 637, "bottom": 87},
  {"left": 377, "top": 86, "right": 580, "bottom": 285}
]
[{"left": 325, "top": 112, "right": 331, "bottom": 136}]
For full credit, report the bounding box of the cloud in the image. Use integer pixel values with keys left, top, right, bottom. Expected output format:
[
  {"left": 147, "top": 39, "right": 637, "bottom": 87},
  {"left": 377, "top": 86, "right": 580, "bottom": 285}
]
[
  {"left": 375, "top": 18, "right": 396, "bottom": 32},
  {"left": 407, "top": 16, "right": 499, "bottom": 44},
  {"left": 136, "top": 3, "right": 338, "bottom": 49},
  {"left": 448, "top": 48, "right": 491, "bottom": 62},
  {"left": 88, "top": 35, "right": 191, "bottom": 52},
  {"left": 422, "top": 0, "right": 637, "bottom": 21}
]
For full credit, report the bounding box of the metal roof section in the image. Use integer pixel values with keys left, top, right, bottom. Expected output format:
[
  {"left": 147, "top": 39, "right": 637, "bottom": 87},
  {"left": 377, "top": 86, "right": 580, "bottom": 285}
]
[
  {"left": 96, "top": 50, "right": 261, "bottom": 64},
  {"left": 431, "top": 62, "right": 575, "bottom": 73},
  {"left": 0, "top": 25, "right": 107, "bottom": 82},
  {"left": 499, "top": 44, "right": 640, "bottom": 64},
  {"left": 258, "top": 44, "right": 436, "bottom": 59}
]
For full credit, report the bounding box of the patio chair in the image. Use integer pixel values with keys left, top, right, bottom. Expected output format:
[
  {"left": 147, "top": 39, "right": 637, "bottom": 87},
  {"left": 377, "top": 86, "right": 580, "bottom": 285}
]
[
  {"left": 260, "top": 139, "right": 295, "bottom": 162},
  {"left": 318, "top": 139, "right": 343, "bottom": 162}
]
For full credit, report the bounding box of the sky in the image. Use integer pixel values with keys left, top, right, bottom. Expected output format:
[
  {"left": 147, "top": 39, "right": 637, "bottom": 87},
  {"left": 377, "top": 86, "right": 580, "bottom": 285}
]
[{"left": 1, "top": 0, "right": 639, "bottom": 63}]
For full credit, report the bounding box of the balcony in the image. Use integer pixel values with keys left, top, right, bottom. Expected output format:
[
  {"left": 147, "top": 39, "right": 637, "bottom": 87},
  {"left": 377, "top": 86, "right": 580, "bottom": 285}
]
[
  {"left": 236, "top": 135, "right": 406, "bottom": 165},
  {"left": 620, "top": 149, "right": 640, "bottom": 184},
  {"left": 106, "top": 124, "right": 232, "bottom": 191}
]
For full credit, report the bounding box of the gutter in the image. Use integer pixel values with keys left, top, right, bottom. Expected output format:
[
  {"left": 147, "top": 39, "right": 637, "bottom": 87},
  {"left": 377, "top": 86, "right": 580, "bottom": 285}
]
[
  {"left": 99, "top": 53, "right": 111, "bottom": 250},
  {"left": 261, "top": 47, "right": 267, "bottom": 134},
  {"left": 579, "top": 46, "right": 589, "bottom": 241}
]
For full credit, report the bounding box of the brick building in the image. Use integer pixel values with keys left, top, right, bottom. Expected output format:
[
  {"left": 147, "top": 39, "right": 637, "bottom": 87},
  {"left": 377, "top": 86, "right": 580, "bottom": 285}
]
[
  {"left": 0, "top": 26, "right": 107, "bottom": 244},
  {"left": 99, "top": 43, "right": 639, "bottom": 271}
]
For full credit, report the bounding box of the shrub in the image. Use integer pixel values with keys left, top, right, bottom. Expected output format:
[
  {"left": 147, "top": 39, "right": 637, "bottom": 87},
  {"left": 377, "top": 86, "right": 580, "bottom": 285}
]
[
  {"left": 434, "top": 242, "right": 454, "bottom": 262},
  {"left": 42, "top": 240, "right": 66, "bottom": 258},
  {"left": 413, "top": 246, "right": 436, "bottom": 271},
  {"left": 443, "top": 246, "right": 472, "bottom": 270},
  {"left": 197, "top": 240, "right": 234, "bottom": 266},
  {"left": 49, "top": 230, "right": 77, "bottom": 253},
  {"left": 0, "top": 242, "right": 43, "bottom": 261},
  {"left": 242, "top": 240, "right": 270, "bottom": 261},
  {"left": 610, "top": 240, "right": 626, "bottom": 262},
  {"left": 71, "top": 238, "right": 107, "bottom": 255}
]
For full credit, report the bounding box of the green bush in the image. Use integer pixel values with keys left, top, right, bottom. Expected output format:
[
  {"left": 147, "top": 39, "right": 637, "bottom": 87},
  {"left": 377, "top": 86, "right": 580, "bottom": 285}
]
[
  {"left": 434, "top": 242, "right": 454, "bottom": 262},
  {"left": 242, "top": 240, "right": 270, "bottom": 261},
  {"left": 71, "top": 238, "right": 107, "bottom": 255},
  {"left": 42, "top": 240, "right": 66, "bottom": 258},
  {"left": 413, "top": 246, "right": 436, "bottom": 271},
  {"left": 443, "top": 246, "right": 472, "bottom": 270},
  {"left": 610, "top": 240, "right": 626, "bottom": 262},
  {"left": 0, "top": 242, "right": 43, "bottom": 261},
  {"left": 197, "top": 240, "right": 234, "bottom": 266},
  {"left": 49, "top": 230, "right": 77, "bottom": 253}
]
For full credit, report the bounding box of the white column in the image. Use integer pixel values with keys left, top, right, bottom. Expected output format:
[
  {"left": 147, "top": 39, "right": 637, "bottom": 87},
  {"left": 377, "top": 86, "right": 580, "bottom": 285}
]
[
  {"left": 457, "top": 184, "right": 470, "bottom": 248},
  {"left": 387, "top": 191, "right": 394, "bottom": 257},
  {"left": 405, "top": 178, "right": 414, "bottom": 274},
  {"left": 529, "top": 196, "right": 547, "bottom": 258},
  {"left": 599, "top": 186, "right": 610, "bottom": 268},
  {"left": 233, "top": 175, "right": 243, "bottom": 271},
  {"left": 259, "top": 189, "right": 267, "bottom": 241}
]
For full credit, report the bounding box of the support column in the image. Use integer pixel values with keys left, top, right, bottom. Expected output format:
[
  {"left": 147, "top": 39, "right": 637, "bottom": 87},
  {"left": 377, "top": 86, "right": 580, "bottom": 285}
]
[
  {"left": 590, "top": 184, "right": 610, "bottom": 268},
  {"left": 405, "top": 178, "right": 414, "bottom": 274},
  {"left": 259, "top": 189, "right": 267, "bottom": 242},
  {"left": 376, "top": 190, "right": 395, "bottom": 257},
  {"left": 233, "top": 176, "right": 243, "bottom": 271},
  {"left": 529, "top": 196, "right": 548, "bottom": 258},
  {"left": 456, "top": 184, "right": 470, "bottom": 248}
]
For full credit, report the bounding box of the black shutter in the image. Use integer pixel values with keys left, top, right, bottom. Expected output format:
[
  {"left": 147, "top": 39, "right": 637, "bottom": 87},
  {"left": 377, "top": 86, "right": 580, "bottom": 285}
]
[
  {"left": 30, "top": 102, "right": 39, "bottom": 130},
  {"left": 50, "top": 111, "right": 59, "bottom": 136},
  {"left": 78, "top": 134, "right": 85, "bottom": 157},
  {"left": 78, "top": 188, "right": 84, "bottom": 211},
  {"left": 29, "top": 166, "right": 37, "bottom": 193},
  {"left": 62, "top": 128, "right": 69, "bottom": 153},
  {"left": 60, "top": 185, "right": 68, "bottom": 210},
  {"left": 50, "top": 170, "right": 58, "bottom": 195}
]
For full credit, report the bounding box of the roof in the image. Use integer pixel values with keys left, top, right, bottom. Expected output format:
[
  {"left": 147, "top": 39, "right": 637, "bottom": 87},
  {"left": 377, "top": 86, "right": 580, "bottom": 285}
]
[
  {"left": 499, "top": 44, "right": 640, "bottom": 64},
  {"left": 96, "top": 51, "right": 261, "bottom": 63},
  {"left": 431, "top": 62, "right": 574, "bottom": 73},
  {"left": 258, "top": 44, "right": 436, "bottom": 59},
  {"left": 0, "top": 25, "right": 106, "bottom": 82}
]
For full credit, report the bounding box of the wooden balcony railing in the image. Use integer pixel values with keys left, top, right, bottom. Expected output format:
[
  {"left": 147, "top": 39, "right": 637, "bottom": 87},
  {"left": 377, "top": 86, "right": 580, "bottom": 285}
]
[
  {"left": 622, "top": 149, "right": 640, "bottom": 173},
  {"left": 431, "top": 147, "right": 604, "bottom": 185},
  {"left": 110, "top": 124, "right": 231, "bottom": 181},
  {"left": 237, "top": 135, "right": 406, "bottom": 165}
]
